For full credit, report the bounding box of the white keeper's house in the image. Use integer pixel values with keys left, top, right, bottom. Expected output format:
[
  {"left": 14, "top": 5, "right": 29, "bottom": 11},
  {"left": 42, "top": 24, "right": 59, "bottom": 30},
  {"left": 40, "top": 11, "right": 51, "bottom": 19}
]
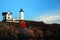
[{"left": 2, "top": 9, "right": 24, "bottom": 23}]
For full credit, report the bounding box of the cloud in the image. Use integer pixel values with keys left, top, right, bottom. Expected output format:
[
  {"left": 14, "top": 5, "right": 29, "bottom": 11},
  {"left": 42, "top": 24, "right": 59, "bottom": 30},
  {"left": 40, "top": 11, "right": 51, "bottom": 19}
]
[
  {"left": 34, "top": 15, "right": 60, "bottom": 24},
  {"left": 33, "top": 10, "right": 60, "bottom": 24}
]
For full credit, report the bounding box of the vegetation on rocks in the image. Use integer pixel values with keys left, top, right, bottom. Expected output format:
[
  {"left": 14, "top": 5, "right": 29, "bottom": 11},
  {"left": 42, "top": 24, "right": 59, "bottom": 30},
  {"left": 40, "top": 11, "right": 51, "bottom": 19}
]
[{"left": 0, "top": 21, "right": 60, "bottom": 40}]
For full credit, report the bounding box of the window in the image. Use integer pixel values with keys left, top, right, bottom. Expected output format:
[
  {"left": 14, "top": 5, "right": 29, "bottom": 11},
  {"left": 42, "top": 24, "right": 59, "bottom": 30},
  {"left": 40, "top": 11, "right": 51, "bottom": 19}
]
[
  {"left": 8, "top": 14, "right": 10, "bottom": 16},
  {"left": 8, "top": 17, "right": 10, "bottom": 19}
]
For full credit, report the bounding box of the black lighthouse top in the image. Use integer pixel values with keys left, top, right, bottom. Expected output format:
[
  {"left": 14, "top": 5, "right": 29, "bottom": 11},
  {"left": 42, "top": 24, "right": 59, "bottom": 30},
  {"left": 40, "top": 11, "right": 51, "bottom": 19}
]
[{"left": 19, "top": 9, "right": 24, "bottom": 12}]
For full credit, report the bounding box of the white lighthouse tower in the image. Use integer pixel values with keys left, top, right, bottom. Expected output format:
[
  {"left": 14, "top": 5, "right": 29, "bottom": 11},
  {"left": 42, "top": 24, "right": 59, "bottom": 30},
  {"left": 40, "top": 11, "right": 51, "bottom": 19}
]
[{"left": 19, "top": 9, "right": 24, "bottom": 20}]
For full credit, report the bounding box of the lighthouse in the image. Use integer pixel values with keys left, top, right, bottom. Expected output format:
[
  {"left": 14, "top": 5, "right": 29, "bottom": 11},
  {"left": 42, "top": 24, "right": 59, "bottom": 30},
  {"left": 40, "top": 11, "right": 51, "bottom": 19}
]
[{"left": 19, "top": 9, "right": 24, "bottom": 20}]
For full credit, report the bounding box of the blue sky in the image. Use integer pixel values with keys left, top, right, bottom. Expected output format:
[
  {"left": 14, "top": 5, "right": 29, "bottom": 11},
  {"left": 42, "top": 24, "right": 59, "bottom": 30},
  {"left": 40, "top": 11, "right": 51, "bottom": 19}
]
[{"left": 0, "top": 0, "right": 60, "bottom": 23}]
